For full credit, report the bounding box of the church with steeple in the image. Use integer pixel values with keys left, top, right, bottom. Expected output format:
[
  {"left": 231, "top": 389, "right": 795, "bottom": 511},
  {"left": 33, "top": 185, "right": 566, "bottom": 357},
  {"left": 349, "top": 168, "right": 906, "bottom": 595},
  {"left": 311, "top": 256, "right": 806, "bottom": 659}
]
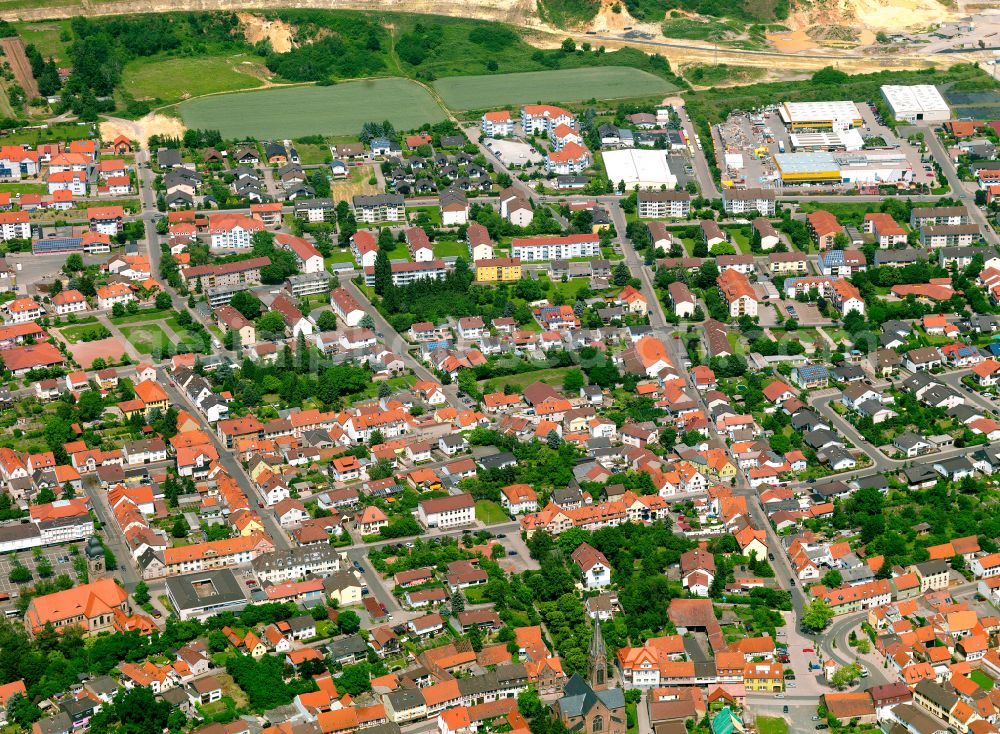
[
  {"left": 589, "top": 616, "right": 608, "bottom": 690},
  {"left": 554, "top": 621, "right": 626, "bottom": 734}
]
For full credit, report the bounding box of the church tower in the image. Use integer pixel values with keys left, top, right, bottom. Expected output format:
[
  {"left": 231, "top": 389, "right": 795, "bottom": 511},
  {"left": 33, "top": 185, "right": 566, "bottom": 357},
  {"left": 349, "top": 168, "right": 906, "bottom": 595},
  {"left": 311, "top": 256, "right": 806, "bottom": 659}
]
[{"left": 588, "top": 620, "right": 608, "bottom": 690}]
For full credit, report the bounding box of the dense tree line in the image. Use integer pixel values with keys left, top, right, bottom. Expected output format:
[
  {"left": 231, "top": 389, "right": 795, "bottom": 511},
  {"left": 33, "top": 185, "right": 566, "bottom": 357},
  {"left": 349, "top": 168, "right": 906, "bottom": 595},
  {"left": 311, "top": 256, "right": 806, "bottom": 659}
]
[
  {"left": 61, "top": 13, "right": 241, "bottom": 117},
  {"left": 264, "top": 13, "right": 387, "bottom": 81}
]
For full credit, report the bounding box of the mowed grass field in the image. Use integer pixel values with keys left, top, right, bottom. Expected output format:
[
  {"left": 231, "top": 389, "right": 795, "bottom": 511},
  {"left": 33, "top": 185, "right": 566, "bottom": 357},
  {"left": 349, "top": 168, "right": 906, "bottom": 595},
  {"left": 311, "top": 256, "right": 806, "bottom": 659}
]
[
  {"left": 433, "top": 67, "right": 676, "bottom": 110},
  {"left": 178, "top": 78, "right": 446, "bottom": 138},
  {"left": 122, "top": 54, "right": 265, "bottom": 104},
  {"left": 14, "top": 20, "right": 72, "bottom": 58}
]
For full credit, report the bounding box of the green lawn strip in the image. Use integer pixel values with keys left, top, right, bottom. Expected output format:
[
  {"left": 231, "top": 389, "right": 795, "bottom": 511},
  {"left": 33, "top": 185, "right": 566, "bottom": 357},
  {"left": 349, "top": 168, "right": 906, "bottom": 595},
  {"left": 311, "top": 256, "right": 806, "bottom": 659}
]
[
  {"left": 474, "top": 500, "right": 509, "bottom": 525},
  {"left": 0, "top": 182, "right": 47, "bottom": 195},
  {"left": 756, "top": 717, "right": 788, "bottom": 734},
  {"left": 109, "top": 308, "right": 172, "bottom": 326},
  {"left": 432, "top": 239, "right": 469, "bottom": 258},
  {"left": 479, "top": 366, "right": 572, "bottom": 391}
]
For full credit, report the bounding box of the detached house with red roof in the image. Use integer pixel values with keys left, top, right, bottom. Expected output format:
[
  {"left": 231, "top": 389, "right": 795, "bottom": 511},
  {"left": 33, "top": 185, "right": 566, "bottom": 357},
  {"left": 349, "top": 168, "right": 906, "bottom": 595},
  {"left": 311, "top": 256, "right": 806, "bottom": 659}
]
[
  {"left": 52, "top": 289, "right": 87, "bottom": 316},
  {"left": 500, "top": 483, "right": 538, "bottom": 515},
  {"left": 571, "top": 542, "right": 612, "bottom": 590}
]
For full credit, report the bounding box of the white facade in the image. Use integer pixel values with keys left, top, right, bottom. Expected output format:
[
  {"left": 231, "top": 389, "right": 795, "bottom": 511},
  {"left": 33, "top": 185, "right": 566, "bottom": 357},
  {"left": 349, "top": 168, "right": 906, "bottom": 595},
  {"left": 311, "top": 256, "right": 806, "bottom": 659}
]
[
  {"left": 210, "top": 223, "right": 258, "bottom": 250},
  {"left": 511, "top": 235, "right": 600, "bottom": 262},
  {"left": 602, "top": 149, "right": 677, "bottom": 190},
  {"left": 881, "top": 85, "right": 950, "bottom": 123}
]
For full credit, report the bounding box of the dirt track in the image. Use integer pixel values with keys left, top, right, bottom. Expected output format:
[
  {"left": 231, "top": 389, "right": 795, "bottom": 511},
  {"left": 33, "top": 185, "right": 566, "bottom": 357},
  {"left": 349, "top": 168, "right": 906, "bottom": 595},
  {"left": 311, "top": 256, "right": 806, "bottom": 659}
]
[
  {"left": 0, "top": 37, "right": 39, "bottom": 102},
  {"left": 0, "top": 0, "right": 542, "bottom": 26},
  {"left": 0, "top": 0, "right": 958, "bottom": 76}
]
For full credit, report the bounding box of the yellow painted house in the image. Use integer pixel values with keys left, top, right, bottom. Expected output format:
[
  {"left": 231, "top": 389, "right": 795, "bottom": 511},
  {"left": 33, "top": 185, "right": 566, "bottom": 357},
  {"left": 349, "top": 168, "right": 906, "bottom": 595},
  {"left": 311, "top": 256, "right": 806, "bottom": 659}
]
[
  {"left": 232, "top": 511, "right": 265, "bottom": 536},
  {"left": 327, "top": 574, "right": 364, "bottom": 606},
  {"left": 475, "top": 257, "right": 522, "bottom": 283},
  {"left": 242, "top": 631, "right": 268, "bottom": 659},
  {"left": 134, "top": 380, "right": 169, "bottom": 418},
  {"left": 743, "top": 662, "right": 784, "bottom": 692}
]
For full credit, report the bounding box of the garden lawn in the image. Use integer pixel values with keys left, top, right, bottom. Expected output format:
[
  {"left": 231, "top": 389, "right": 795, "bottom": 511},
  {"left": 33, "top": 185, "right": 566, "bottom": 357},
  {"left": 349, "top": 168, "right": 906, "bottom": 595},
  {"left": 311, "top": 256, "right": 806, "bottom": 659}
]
[
  {"left": 972, "top": 670, "right": 995, "bottom": 690},
  {"left": 479, "top": 367, "right": 573, "bottom": 391},
  {"left": 109, "top": 308, "right": 171, "bottom": 326},
  {"left": 0, "top": 182, "right": 47, "bottom": 195},
  {"left": 325, "top": 249, "right": 356, "bottom": 266},
  {"left": 756, "top": 717, "right": 788, "bottom": 734},
  {"left": 384, "top": 243, "right": 410, "bottom": 261},
  {"left": 475, "top": 500, "right": 509, "bottom": 525},
  {"left": 121, "top": 323, "right": 171, "bottom": 355},
  {"left": 122, "top": 54, "right": 264, "bottom": 104},
  {"left": 293, "top": 143, "right": 330, "bottom": 165},
  {"left": 433, "top": 240, "right": 469, "bottom": 258},
  {"left": 179, "top": 79, "right": 446, "bottom": 138},
  {"left": 433, "top": 67, "right": 675, "bottom": 110}
]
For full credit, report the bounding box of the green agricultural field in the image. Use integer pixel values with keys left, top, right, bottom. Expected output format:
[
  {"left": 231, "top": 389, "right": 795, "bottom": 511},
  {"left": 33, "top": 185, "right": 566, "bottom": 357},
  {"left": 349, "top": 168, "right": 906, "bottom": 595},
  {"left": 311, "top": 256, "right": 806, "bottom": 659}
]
[
  {"left": 122, "top": 54, "right": 264, "bottom": 104},
  {"left": 178, "top": 79, "right": 446, "bottom": 139},
  {"left": 433, "top": 67, "right": 676, "bottom": 110}
]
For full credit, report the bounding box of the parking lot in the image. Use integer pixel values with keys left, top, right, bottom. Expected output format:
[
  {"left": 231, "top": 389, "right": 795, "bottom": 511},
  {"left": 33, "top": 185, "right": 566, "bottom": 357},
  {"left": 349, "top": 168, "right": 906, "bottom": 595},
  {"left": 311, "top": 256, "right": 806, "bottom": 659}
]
[
  {"left": 0, "top": 546, "right": 83, "bottom": 597},
  {"left": 482, "top": 136, "right": 542, "bottom": 168}
]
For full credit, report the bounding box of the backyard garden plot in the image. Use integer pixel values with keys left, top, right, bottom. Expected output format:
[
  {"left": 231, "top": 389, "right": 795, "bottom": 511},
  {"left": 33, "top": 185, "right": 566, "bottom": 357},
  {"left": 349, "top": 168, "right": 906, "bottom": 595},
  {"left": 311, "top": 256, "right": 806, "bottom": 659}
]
[
  {"left": 432, "top": 67, "right": 676, "bottom": 110},
  {"left": 178, "top": 79, "right": 446, "bottom": 138}
]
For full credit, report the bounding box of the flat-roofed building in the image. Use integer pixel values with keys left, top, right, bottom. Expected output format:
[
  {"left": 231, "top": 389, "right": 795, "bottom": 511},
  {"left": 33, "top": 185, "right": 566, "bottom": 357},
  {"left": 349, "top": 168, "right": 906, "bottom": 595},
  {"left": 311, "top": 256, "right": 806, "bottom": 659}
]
[
  {"left": 881, "top": 84, "right": 950, "bottom": 123},
  {"left": 779, "top": 100, "right": 863, "bottom": 129}
]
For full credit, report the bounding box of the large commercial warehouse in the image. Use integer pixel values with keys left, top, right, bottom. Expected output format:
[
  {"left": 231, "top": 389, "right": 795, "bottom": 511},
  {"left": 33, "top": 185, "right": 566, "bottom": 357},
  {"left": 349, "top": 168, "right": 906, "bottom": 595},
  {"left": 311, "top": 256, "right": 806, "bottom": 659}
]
[
  {"left": 880, "top": 85, "right": 950, "bottom": 123},
  {"left": 774, "top": 150, "right": 912, "bottom": 185},
  {"left": 789, "top": 129, "right": 864, "bottom": 151},
  {"left": 773, "top": 152, "right": 842, "bottom": 183},
  {"left": 602, "top": 149, "right": 677, "bottom": 190},
  {"left": 779, "top": 101, "right": 863, "bottom": 130}
]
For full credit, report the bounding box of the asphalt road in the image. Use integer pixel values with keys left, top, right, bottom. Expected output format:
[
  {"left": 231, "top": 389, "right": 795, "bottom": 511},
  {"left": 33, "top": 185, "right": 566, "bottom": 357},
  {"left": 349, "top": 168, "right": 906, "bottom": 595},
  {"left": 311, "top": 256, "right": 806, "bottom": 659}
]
[
  {"left": 912, "top": 123, "right": 999, "bottom": 245},
  {"left": 84, "top": 475, "right": 140, "bottom": 592},
  {"left": 157, "top": 367, "right": 292, "bottom": 551},
  {"left": 339, "top": 276, "right": 464, "bottom": 410}
]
